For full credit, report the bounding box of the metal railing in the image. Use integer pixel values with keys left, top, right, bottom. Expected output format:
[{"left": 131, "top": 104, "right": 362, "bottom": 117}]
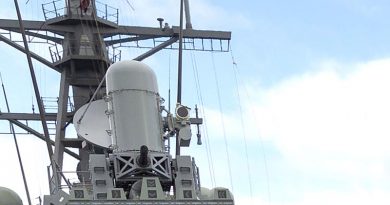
[
  {"left": 48, "top": 163, "right": 92, "bottom": 194},
  {"left": 49, "top": 39, "right": 121, "bottom": 64},
  {"left": 42, "top": 0, "right": 64, "bottom": 20},
  {"left": 109, "top": 35, "right": 230, "bottom": 52},
  {"left": 95, "top": 1, "right": 119, "bottom": 24},
  {"left": 42, "top": 0, "right": 119, "bottom": 24}
]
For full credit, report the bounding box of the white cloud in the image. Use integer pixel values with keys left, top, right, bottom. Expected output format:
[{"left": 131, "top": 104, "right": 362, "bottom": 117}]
[
  {"left": 235, "top": 195, "right": 269, "bottom": 205},
  {"left": 231, "top": 189, "right": 390, "bottom": 205},
  {"left": 201, "top": 58, "right": 390, "bottom": 204},
  {"left": 294, "top": 190, "right": 390, "bottom": 205},
  {"left": 251, "top": 59, "right": 390, "bottom": 159}
]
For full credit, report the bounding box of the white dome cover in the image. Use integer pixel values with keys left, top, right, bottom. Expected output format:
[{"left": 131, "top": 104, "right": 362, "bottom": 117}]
[
  {"left": 106, "top": 60, "right": 158, "bottom": 93},
  {"left": 106, "top": 60, "right": 163, "bottom": 152},
  {"left": 0, "top": 187, "right": 23, "bottom": 205}
]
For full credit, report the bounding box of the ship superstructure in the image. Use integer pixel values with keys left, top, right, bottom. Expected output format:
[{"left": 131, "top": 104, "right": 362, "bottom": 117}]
[{"left": 0, "top": 0, "right": 232, "bottom": 204}]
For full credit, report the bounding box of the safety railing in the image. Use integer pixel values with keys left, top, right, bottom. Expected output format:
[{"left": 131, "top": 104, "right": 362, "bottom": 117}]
[
  {"left": 95, "top": 1, "right": 119, "bottom": 24},
  {"left": 49, "top": 39, "right": 121, "bottom": 64},
  {"left": 48, "top": 163, "right": 92, "bottom": 194},
  {"left": 42, "top": 0, "right": 119, "bottom": 24}
]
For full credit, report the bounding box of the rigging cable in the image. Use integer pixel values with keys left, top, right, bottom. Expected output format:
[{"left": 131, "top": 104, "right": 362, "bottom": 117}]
[
  {"left": 174, "top": 0, "right": 185, "bottom": 157},
  {"left": 122, "top": 0, "right": 135, "bottom": 11},
  {"left": 210, "top": 52, "right": 234, "bottom": 192},
  {"left": 230, "top": 48, "right": 272, "bottom": 203},
  {"left": 12, "top": 0, "right": 65, "bottom": 194},
  {"left": 0, "top": 73, "right": 32, "bottom": 205},
  {"left": 190, "top": 51, "right": 216, "bottom": 187},
  {"left": 31, "top": 4, "right": 48, "bottom": 194},
  {"left": 13, "top": 0, "right": 54, "bottom": 161},
  {"left": 77, "top": 1, "right": 112, "bottom": 124},
  {"left": 168, "top": 50, "right": 172, "bottom": 113},
  {"left": 167, "top": 50, "right": 172, "bottom": 153},
  {"left": 77, "top": 5, "right": 103, "bottom": 94},
  {"left": 230, "top": 50, "right": 254, "bottom": 202},
  {"left": 79, "top": 0, "right": 138, "bottom": 124}
]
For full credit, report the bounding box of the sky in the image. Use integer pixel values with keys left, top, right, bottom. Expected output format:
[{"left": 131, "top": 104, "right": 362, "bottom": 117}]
[{"left": 1, "top": 0, "right": 390, "bottom": 205}]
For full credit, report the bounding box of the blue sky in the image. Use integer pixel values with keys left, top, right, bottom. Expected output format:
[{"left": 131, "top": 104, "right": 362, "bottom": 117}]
[{"left": 1, "top": 0, "right": 390, "bottom": 205}]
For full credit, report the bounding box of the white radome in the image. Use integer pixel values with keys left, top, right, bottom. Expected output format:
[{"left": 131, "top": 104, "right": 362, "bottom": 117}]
[
  {"left": 0, "top": 187, "right": 23, "bottom": 205},
  {"left": 73, "top": 99, "right": 111, "bottom": 148},
  {"left": 106, "top": 60, "right": 163, "bottom": 152}
]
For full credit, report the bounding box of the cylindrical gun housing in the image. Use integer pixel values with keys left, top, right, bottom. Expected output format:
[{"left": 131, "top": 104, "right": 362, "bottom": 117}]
[{"left": 106, "top": 60, "right": 163, "bottom": 152}]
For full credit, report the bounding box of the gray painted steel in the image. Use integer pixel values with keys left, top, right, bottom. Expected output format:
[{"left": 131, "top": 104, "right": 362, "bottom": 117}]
[{"left": 66, "top": 201, "right": 234, "bottom": 205}]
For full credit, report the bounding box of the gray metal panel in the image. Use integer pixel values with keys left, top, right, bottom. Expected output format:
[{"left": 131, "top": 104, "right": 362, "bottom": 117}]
[
  {"left": 67, "top": 200, "right": 234, "bottom": 205},
  {"left": 174, "top": 156, "right": 197, "bottom": 200},
  {"left": 89, "top": 154, "right": 114, "bottom": 200},
  {"left": 140, "top": 177, "right": 165, "bottom": 200},
  {"left": 113, "top": 152, "right": 172, "bottom": 182}
]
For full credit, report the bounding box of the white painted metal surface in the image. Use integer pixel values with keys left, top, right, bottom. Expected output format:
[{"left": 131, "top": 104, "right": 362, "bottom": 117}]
[
  {"left": 106, "top": 60, "right": 163, "bottom": 152},
  {"left": 73, "top": 99, "right": 111, "bottom": 148}
]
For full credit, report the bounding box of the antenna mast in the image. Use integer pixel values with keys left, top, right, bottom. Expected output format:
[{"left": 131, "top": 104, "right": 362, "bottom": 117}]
[
  {"left": 177, "top": 0, "right": 185, "bottom": 104},
  {"left": 176, "top": 0, "right": 185, "bottom": 156}
]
